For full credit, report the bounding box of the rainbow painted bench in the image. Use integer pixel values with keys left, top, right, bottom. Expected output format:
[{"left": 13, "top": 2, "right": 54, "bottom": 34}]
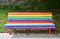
[{"left": 4, "top": 12, "right": 55, "bottom": 34}]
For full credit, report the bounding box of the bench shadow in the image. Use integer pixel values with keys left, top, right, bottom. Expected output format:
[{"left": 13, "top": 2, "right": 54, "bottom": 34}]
[{"left": 11, "top": 33, "right": 60, "bottom": 38}]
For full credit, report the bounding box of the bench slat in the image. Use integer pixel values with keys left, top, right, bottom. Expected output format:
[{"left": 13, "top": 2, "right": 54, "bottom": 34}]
[{"left": 5, "top": 26, "right": 55, "bottom": 28}]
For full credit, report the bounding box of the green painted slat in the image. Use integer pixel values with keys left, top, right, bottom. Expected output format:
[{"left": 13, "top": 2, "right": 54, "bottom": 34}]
[{"left": 8, "top": 16, "right": 52, "bottom": 18}]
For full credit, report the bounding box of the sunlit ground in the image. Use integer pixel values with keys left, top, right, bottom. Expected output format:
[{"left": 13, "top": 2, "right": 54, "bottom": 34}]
[{"left": 0, "top": 33, "right": 60, "bottom": 39}]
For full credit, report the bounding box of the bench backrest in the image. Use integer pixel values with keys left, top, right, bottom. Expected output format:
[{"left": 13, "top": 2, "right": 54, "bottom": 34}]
[{"left": 5, "top": 12, "right": 55, "bottom": 29}]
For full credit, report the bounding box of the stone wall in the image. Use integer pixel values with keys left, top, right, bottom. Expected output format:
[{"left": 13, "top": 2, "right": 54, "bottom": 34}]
[{"left": 0, "top": 0, "right": 28, "bottom": 5}]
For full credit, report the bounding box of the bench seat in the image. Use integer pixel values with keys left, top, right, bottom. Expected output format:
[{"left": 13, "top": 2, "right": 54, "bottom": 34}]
[{"left": 5, "top": 24, "right": 55, "bottom": 28}]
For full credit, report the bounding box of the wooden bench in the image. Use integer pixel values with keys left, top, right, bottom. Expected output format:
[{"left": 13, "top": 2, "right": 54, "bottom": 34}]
[{"left": 4, "top": 12, "right": 55, "bottom": 35}]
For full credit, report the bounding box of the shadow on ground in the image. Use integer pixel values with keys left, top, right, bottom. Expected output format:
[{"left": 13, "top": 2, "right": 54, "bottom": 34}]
[{"left": 11, "top": 33, "right": 60, "bottom": 38}]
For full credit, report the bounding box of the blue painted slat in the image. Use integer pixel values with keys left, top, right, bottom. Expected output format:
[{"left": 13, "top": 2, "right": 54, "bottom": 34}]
[{"left": 5, "top": 24, "right": 55, "bottom": 27}]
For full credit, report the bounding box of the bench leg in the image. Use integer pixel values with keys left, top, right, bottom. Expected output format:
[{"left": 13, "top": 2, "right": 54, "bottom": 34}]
[
  {"left": 27, "top": 31, "right": 30, "bottom": 35},
  {"left": 27, "top": 29, "right": 31, "bottom": 35},
  {"left": 8, "top": 28, "right": 12, "bottom": 35},
  {"left": 48, "top": 28, "right": 51, "bottom": 35}
]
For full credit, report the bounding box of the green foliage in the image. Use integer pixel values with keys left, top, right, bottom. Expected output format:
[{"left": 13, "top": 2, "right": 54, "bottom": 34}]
[
  {"left": 0, "top": 4, "right": 28, "bottom": 11},
  {"left": 0, "top": 0, "right": 59, "bottom": 11}
]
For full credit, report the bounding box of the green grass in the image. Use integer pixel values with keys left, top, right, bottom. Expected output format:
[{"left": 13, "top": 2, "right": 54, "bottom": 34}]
[{"left": 0, "top": 9, "right": 8, "bottom": 32}]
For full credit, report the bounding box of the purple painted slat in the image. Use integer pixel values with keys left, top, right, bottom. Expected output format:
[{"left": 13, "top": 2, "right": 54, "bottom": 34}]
[{"left": 5, "top": 26, "right": 55, "bottom": 28}]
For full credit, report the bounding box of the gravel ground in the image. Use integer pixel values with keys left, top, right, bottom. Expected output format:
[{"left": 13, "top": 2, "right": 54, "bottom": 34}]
[{"left": 0, "top": 33, "right": 60, "bottom": 39}]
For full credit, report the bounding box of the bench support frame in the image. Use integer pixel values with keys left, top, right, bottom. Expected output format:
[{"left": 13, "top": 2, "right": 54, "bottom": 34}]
[
  {"left": 8, "top": 28, "right": 52, "bottom": 35},
  {"left": 48, "top": 28, "right": 51, "bottom": 35},
  {"left": 8, "top": 28, "right": 12, "bottom": 35}
]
